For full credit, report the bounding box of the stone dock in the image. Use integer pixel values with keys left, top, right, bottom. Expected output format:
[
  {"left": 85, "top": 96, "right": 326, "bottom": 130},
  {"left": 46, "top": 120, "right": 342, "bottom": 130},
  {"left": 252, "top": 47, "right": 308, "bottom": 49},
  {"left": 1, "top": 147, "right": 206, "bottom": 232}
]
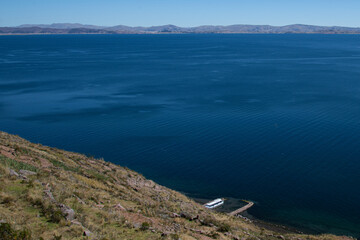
[{"left": 229, "top": 201, "right": 254, "bottom": 216}]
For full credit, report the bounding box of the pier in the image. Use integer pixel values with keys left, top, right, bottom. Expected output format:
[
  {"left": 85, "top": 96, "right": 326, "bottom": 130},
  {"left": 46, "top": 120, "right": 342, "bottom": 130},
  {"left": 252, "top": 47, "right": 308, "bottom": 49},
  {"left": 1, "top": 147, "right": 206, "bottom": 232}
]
[{"left": 229, "top": 200, "right": 254, "bottom": 216}]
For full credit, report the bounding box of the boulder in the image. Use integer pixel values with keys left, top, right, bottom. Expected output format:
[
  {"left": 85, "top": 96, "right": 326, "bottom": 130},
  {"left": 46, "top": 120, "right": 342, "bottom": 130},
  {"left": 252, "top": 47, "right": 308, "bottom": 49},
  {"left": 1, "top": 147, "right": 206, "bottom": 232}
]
[
  {"left": 71, "top": 220, "right": 82, "bottom": 226},
  {"left": 59, "top": 204, "right": 75, "bottom": 221},
  {"left": 133, "top": 223, "right": 141, "bottom": 229},
  {"left": 180, "top": 212, "right": 198, "bottom": 221},
  {"left": 161, "top": 231, "right": 172, "bottom": 237},
  {"left": 19, "top": 169, "right": 36, "bottom": 176},
  {"left": 44, "top": 186, "right": 56, "bottom": 203},
  {"left": 9, "top": 169, "right": 19, "bottom": 177},
  {"left": 83, "top": 230, "right": 92, "bottom": 237},
  {"left": 113, "top": 203, "right": 126, "bottom": 211}
]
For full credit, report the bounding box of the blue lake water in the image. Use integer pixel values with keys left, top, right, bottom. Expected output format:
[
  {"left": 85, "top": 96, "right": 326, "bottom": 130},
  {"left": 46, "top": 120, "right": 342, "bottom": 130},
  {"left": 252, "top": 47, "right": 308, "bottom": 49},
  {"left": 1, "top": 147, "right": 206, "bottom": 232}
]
[{"left": 1, "top": 34, "right": 360, "bottom": 237}]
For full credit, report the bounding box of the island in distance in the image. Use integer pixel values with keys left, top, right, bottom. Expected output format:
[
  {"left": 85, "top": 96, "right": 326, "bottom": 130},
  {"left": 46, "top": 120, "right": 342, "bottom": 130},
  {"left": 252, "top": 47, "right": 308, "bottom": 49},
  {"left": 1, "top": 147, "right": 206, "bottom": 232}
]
[{"left": 2, "top": 23, "right": 360, "bottom": 34}]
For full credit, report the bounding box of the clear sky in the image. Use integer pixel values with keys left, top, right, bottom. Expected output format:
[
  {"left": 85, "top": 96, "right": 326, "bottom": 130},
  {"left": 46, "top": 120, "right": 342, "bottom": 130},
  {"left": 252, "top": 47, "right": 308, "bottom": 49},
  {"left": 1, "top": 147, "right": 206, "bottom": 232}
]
[{"left": 1, "top": 0, "right": 360, "bottom": 27}]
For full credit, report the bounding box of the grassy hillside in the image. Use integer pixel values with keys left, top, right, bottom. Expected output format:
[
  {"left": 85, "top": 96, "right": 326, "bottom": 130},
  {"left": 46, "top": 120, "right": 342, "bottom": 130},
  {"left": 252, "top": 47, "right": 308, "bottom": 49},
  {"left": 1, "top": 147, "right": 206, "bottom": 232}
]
[{"left": 0, "top": 131, "right": 353, "bottom": 240}]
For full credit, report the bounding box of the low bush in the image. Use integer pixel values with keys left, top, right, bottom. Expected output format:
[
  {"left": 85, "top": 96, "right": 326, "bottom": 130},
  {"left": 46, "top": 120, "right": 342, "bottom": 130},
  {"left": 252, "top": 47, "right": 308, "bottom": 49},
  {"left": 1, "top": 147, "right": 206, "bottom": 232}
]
[
  {"left": 207, "top": 231, "right": 220, "bottom": 239},
  {"left": 170, "top": 233, "right": 180, "bottom": 240},
  {"left": 0, "top": 156, "right": 38, "bottom": 172},
  {"left": 201, "top": 215, "right": 219, "bottom": 227},
  {"left": 140, "top": 222, "right": 150, "bottom": 231},
  {"left": 0, "top": 222, "right": 32, "bottom": 240},
  {"left": 217, "top": 222, "right": 231, "bottom": 233},
  {"left": 0, "top": 192, "right": 15, "bottom": 205},
  {"left": 39, "top": 202, "right": 63, "bottom": 223},
  {"left": 53, "top": 234, "right": 62, "bottom": 240}
]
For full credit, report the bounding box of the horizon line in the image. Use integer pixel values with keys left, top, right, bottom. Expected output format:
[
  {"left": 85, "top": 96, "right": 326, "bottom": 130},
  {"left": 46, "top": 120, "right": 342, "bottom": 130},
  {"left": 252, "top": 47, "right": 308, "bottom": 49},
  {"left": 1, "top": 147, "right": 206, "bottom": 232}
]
[{"left": 3, "top": 23, "right": 360, "bottom": 29}]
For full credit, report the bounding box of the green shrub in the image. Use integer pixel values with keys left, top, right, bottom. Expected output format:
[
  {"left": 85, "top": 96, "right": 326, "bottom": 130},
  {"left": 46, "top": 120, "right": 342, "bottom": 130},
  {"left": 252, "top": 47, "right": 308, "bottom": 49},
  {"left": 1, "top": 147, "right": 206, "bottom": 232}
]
[
  {"left": 88, "top": 171, "right": 108, "bottom": 182},
  {"left": 170, "top": 234, "right": 180, "bottom": 240},
  {"left": 53, "top": 234, "right": 62, "bottom": 240},
  {"left": 201, "top": 216, "right": 218, "bottom": 227},
  {"left": 0, "top": 193, "right": 15, "bottom": 205},
  {"left": 217, "top": 222, "right": 231, "bottom": 233},
  {"left": 40, "top": 203, "right": 63, "bottom": 223},
  {"left": 207, "top": 231, "right": 220, "bottom": 239},
  {"left": 50, "top": 210, "right": 63, "bottom": 223},
  {"left": 0, "top": 223, "right": 14, "bottom": 240},
  {"left": 0, "top": 223, "right": 32, "bottom": 240},
  {"left": 14, "top": 146, "right": 30, "bottom": 155},
  {"left": 0, "top": 156, "right": 38, "bottom": 172},
  {"left": 47, "top": 158, "right": 79, "bottom": 173},
  {"left": 17, "top": 228, "right": 32, "bottom": 240},
  {"left": 31, "top": 197, "right": 43, "bottom": 207},
  {"left": 140, "top": 222, "right": 150, "bottom": 231}
]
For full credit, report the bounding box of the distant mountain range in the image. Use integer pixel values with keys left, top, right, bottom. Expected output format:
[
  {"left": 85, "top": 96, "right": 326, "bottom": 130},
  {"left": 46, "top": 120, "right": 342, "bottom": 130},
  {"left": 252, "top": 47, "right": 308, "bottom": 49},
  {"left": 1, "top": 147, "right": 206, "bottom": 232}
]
[{"left": 1, "top": 23, "right": 360, "bottom": 34}]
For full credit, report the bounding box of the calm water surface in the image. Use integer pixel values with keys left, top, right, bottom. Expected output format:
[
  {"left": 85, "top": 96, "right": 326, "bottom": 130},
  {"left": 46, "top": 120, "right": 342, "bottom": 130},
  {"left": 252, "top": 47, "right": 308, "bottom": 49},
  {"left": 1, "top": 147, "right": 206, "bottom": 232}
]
[{"left": 1, "top": 34, "right": 360, "bottom": 237}]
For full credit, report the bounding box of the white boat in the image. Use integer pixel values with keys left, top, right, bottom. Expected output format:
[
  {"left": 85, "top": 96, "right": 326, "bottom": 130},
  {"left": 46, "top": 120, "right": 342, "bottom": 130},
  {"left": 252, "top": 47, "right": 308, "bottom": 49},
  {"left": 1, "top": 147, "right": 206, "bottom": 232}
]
[{"left": 204, "top": 198, "right": 224, "bottom": 209}]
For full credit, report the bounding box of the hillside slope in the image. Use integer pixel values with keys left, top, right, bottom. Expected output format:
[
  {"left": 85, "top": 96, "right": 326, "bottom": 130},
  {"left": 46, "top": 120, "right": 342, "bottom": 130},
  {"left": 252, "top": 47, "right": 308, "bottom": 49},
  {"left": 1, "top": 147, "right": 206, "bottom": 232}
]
[{"left": 0, "top": 131, "right": 353, "bottom": 240}]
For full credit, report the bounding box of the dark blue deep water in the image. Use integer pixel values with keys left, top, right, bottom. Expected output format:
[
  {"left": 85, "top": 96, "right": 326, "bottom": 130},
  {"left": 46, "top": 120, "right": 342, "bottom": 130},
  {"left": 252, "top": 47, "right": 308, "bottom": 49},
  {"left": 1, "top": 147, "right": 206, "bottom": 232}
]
[{"left": 1, "top": 34, "right": 360, "bottom": 237}]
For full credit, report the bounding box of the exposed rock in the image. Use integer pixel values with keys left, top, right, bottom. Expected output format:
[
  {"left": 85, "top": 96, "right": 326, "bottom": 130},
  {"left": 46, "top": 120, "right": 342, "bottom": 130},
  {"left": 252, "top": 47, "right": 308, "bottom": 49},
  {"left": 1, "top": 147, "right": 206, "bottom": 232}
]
[
  {"left": 180, "top": 212, "right": 198, "bottom": 221},
  {"left": 59, "top": 204, "right": 75, "bottom": 221},
  {"left": 72, "top": 219, "right": 93, "bottom": 239},
  {"left": 44, "top": 184, "right": 78, "bottom": 223},
  {"left": 39, "top": 157, "right": 53, "bottom": 168},
  {"left": 44, "top": 184, "right": 56, "bottom": 203},
  {"left": 102, "top": 165, "right": 112, "bottom": 171},
  {"left": 144, "top": 180, "right": 156, "bottom": 188},
  {"left": 0, "top": 145, "right": 16, "bottom": 159},
  {"left": 159, "top": 214, "right": 170, "bottom": 219},
  {"left": 224, "top": 232, "right": 240, "bottom": 240},
  {"left": 83, "top": 230, "right": 93, "bottom": 237},
  {"left": 189, "top": 228, "right": 205, "bottom": 234},
  {"left": 71, "top": 220, "right": 82, "bottom": 226},
  {"left": 114, "top": 203, "right": 126, "bottom": 211},
  {"left": 19, "top": 156, "right": 33, "bottom": 162},
  {"left": 0, "top": 145, "right": 14, "bottom": 152},
  {"left": 161, "top": 231, "right": 173, "bottom": 237},
  {"left": 73, "top": 195, "right": 86, "bottom": 204},
  {"left": 19, "top": 169, "right": 36, "bottom": 176},
  {"left": 9, "top": 169, "right": 19, "bottom": 177},
  {"left": 171, "top": 213, "right": 180, "bottom": 218},
  {"left": 127, "top": 176, "right": 163, "bottom": 190},
  {"left": 173, "top": 223, "right": 181, "bottom": 232},
  {"left": 133, "top": 223, "right": 141, "bottom": 229}
]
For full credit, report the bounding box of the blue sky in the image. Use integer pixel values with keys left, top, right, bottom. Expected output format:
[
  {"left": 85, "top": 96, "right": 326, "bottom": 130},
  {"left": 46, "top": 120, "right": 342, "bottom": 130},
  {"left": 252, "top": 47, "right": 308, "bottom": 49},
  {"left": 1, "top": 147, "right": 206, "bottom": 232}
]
[{"left": 1, "top": 0, "right": 360, "bottom": 27}]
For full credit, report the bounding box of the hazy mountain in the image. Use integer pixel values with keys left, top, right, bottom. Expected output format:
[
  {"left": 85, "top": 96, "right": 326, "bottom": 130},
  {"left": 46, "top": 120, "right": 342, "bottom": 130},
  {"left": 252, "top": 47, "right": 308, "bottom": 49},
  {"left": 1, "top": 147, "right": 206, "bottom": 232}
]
[
  {"left": 0, "top": 27, "right": 117, "bottom": 34},
  {"left": 1, "top": 23, "right": 360, "bottom": 34},
  {"left": 17, "top": 23, "right": 106, "bottom": 29}
]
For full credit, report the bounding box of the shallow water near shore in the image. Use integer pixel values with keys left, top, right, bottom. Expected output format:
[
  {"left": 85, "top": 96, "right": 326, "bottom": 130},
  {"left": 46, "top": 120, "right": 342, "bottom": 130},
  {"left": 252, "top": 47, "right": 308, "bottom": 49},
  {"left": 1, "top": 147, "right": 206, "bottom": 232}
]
[{"left": 1, "top": 34, "right": 360, "bottom": 237}]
